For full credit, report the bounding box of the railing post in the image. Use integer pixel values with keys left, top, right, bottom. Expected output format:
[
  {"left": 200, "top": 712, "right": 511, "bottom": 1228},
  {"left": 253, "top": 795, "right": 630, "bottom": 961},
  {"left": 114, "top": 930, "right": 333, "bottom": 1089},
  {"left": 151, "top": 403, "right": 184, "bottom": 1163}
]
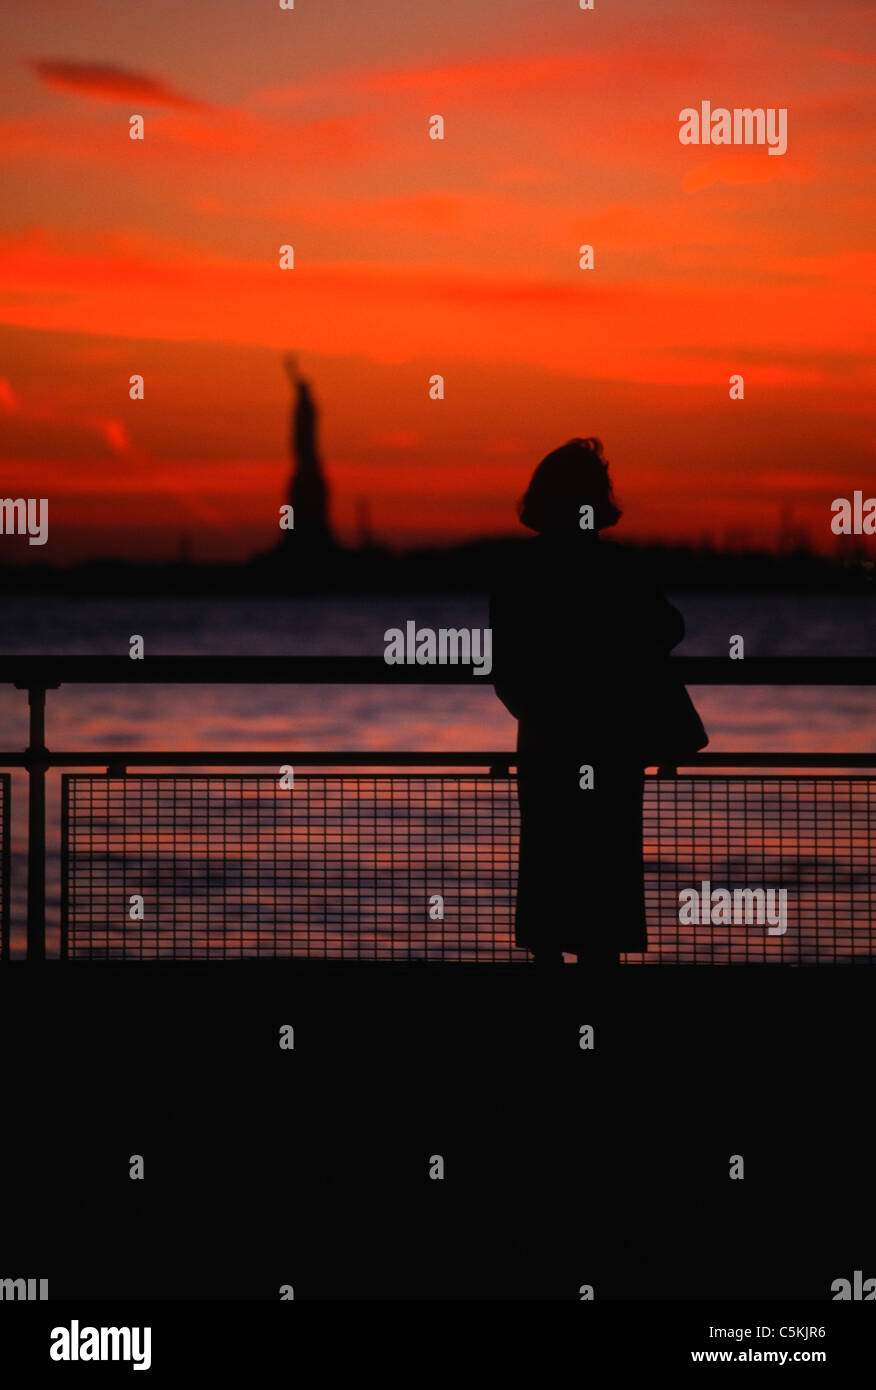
[
  {"left": 0, "top": 776, "right": 9, "bottom": 963},
  {"left": 26, "top": 685, "right": 49, "bottom": 963}
]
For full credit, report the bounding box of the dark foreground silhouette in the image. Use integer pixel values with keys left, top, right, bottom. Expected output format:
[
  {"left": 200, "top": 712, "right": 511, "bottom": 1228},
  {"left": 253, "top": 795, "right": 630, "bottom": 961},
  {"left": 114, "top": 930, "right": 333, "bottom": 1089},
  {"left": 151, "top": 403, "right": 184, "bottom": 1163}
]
[{"left": 490, "top": 439, "right": 707, "bottom": 965}]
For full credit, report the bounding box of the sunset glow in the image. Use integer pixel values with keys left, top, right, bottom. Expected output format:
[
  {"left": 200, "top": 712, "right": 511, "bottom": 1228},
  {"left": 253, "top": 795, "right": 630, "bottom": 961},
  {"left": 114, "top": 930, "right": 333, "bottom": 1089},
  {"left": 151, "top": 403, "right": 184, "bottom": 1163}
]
[{"left": 1, "top": 0, "right": 874, "bottom": 559}]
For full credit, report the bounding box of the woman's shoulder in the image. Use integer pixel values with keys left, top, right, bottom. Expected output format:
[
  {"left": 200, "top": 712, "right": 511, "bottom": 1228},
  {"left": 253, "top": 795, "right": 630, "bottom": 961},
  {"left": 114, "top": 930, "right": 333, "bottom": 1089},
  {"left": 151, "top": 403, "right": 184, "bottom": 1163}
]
[
  {"left": 489, "top": 536, "right": 542, "bottom": 588},
  {"left": 597, "top": 539, "right": 664, "bottom": 587},
  {"left": 491, "top": 534, "right": 665, "bottom": 592}
]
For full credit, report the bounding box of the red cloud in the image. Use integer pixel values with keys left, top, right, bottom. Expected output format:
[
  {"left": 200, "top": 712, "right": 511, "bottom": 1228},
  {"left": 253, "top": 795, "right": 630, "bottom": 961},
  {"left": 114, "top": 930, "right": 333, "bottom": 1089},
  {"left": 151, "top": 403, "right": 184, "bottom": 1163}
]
[
  {"left": 29, "top": 59, "right": 212, "bottom": 111},
  {"left": 258, "top": 44, "right": 711, "bottom": 107}
]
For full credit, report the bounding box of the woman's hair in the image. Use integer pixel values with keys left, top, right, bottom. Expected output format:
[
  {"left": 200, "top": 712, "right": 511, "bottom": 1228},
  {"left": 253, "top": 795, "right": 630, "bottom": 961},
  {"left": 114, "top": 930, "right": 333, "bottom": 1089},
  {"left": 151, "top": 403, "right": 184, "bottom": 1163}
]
[{"left": 518, "top": 437, "right": 622, "bottom": 533}]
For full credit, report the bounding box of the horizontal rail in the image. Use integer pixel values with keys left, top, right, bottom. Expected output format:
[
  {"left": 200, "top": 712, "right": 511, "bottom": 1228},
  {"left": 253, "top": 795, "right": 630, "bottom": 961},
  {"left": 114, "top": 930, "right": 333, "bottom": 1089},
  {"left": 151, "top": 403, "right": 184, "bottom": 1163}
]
[
  {"left": 0, "top": 751, "right": 875, "bottom": 769},
  {"left": 1, "top": 655, "right": 875, "bottom": 686}
]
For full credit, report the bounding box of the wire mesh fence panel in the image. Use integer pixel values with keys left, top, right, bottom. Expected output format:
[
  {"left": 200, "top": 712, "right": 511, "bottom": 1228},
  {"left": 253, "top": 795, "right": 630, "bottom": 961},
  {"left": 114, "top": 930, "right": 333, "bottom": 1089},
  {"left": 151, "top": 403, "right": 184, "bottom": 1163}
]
[
  {"left": 60, "top": 773, "right": 875, "bottom": 963},
  {"left": 61, "top": 774, "right": 521, "bottom": 961},
  {"left": 634, "top": 775, "right": 875, "bottom": 964},
  {"left": 0, "top": 775, "right": 9, "bottom": 961}
]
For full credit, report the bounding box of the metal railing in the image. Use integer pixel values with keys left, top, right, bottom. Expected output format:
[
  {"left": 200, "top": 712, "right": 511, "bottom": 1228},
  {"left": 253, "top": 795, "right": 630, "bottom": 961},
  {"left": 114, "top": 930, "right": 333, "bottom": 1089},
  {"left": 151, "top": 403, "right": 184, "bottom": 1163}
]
[
  {"left": 0, "top": 655, "right": 874, "bottom": 963},
  {"left": 58, "top": 768, "right": 874, "bottom": 963}
]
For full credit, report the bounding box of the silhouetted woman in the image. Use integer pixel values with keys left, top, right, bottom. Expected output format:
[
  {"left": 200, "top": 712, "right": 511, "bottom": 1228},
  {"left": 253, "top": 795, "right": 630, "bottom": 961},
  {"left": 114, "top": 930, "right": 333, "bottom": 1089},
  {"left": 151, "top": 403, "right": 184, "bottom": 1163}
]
[{"left": 489, "top": 439, "right": 707, "bottom": 967}]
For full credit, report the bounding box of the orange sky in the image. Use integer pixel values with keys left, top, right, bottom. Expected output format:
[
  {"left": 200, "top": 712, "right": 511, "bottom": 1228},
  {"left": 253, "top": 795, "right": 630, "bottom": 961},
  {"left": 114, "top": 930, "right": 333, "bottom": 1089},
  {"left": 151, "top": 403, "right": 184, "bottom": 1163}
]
[{"left": 1, "top": 0, "right": 874, "bottom": 560}]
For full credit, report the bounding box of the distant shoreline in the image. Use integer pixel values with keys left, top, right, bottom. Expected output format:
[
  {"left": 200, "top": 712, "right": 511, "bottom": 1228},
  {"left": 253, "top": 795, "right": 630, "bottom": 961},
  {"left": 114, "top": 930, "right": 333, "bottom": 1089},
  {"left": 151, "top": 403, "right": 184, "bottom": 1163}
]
[{"left": 0, "top": 536, "right": 872, "bottom": 596}]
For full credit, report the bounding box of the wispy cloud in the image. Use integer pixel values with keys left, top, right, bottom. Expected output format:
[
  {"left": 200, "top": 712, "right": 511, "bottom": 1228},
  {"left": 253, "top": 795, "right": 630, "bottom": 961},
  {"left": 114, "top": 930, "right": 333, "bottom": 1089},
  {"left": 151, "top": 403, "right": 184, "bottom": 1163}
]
[
  {"left": 254, "top": 41, "right": 717, "bottom": 109},
  {"left": 0, "top": 228, "right": 869, "bottom": 392},
  {"left": 28, "top": 59, "right": 213, "bottom": 111}
]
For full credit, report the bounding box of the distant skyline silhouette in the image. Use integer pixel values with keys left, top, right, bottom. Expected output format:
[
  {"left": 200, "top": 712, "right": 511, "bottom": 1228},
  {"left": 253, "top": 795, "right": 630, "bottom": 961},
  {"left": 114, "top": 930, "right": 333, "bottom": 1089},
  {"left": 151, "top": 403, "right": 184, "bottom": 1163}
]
[{"left": 1, "top": 365, "right": 872, "bottom": 596}]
